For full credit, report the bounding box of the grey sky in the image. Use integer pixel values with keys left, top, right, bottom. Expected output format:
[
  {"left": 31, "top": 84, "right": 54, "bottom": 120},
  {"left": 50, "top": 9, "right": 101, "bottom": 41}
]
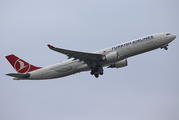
[{"left": 1, "top": 0, "right": 179, "bottom": 120}]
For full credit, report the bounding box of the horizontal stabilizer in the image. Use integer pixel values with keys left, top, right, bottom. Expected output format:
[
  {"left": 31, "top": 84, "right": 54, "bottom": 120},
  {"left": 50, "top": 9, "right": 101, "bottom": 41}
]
[{"left": 6, "top": 73, "right": 30, "bottom": 79}]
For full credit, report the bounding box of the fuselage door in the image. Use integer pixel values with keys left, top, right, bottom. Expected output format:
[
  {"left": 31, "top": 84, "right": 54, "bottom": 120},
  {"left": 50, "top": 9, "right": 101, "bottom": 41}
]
[{"left": 156, "top": 34, "right": 164, "bottom": 46}]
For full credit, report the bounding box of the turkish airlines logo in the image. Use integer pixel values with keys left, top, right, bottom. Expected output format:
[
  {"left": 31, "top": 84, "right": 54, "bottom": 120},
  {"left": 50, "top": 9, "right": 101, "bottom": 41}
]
[{"left": 14, "top": 59, "right": 30, "bottom": 73}]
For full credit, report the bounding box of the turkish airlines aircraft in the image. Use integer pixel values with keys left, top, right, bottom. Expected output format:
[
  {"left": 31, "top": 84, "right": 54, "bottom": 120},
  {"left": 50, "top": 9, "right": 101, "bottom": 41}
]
[{"left": 6, "top": 33, "right": 176, "bottom": 80}]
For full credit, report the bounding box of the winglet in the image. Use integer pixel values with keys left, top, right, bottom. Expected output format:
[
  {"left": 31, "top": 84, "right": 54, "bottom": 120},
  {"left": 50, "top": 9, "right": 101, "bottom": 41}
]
[{"left": 47, "top": 44, "right": 55, "bottom": 49}]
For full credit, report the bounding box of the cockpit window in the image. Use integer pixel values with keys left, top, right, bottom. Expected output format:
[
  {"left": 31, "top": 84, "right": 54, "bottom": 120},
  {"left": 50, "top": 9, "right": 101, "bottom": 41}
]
[{"left": 166, "top": 33, "right": 170, "bottom": 35}]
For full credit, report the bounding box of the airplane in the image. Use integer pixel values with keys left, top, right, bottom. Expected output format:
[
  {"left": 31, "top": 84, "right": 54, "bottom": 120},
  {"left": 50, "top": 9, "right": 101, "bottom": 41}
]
[{"left": 5, "top": 32, "right": 176, "bottom": 80}]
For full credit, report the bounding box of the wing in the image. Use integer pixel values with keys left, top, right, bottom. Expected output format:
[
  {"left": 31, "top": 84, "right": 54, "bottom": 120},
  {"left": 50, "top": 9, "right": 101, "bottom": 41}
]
[{"left": 47, "top": 44, "right": 102, "bottom": 65}]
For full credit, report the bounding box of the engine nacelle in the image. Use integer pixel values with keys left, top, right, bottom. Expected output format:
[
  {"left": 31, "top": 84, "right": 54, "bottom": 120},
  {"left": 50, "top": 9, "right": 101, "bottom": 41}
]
[
  {"left": 108, "top": 59, "right": 128, "bottom": 68},
  {"left": 103, "top": 51, "right": 120, "bottom": 62}
]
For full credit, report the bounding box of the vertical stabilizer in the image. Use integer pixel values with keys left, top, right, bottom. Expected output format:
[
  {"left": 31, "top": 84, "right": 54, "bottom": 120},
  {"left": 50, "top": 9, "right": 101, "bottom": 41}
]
[{"left": 5, "top": 54, "right": 42, "bottom": 73}]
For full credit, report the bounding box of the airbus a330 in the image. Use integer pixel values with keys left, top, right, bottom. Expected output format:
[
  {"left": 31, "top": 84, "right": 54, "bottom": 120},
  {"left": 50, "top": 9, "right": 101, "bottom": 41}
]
[{"left": 5, "top": 32, "right": 176, "bottom": 80}]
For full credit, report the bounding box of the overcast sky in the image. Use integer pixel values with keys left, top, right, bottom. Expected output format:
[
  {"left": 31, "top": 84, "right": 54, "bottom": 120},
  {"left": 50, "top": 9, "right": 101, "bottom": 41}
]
[{"left": 1, "top": 0, "right": 179, "bottom": 120}]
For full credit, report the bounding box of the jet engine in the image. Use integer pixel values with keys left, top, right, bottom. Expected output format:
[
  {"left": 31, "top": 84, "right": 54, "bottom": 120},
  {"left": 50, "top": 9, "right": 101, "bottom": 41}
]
[
  {"left": 108, "top": 59, "right": 128, "bottom": 68},
  {"left": 103, "top": 51, "right": 120, "bottom": 62}
]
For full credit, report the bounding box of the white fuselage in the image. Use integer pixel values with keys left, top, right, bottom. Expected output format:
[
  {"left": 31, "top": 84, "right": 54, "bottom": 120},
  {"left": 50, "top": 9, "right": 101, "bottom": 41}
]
[{"left": 28, "top": 33, "right": 176, "bottom": 80}]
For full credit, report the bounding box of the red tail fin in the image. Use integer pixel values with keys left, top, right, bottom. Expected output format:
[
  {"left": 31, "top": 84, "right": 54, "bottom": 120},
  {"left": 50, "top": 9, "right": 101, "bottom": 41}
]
[{"left": 5, "top": 54, "right": 42, "bottom": 73}]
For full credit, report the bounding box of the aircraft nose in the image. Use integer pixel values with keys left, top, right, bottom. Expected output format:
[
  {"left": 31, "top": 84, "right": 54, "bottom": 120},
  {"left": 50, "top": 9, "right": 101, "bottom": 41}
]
[{"left": 172, "top": 34, "right": 177, "bottom": 39}]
